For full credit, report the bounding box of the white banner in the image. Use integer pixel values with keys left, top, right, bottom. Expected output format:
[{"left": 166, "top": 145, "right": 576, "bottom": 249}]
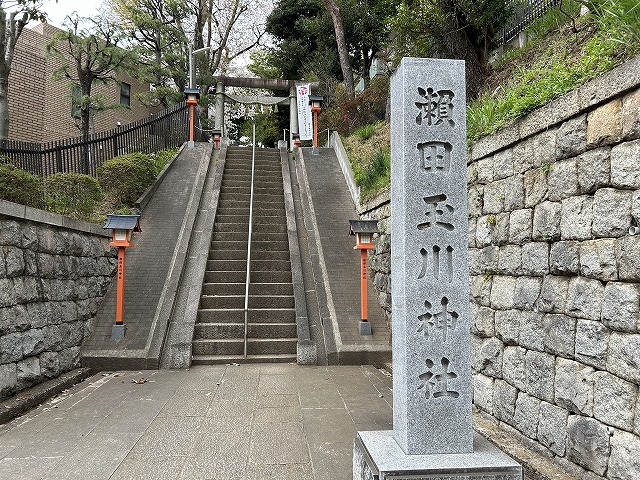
[{"left": 296, "top": 83, "right": 313, "bottom": 140}]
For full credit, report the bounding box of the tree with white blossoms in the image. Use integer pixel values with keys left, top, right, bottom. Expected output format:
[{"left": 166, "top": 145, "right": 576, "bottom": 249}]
[{"left": 0, "top": 0, "right": 48, "bottom": 141}]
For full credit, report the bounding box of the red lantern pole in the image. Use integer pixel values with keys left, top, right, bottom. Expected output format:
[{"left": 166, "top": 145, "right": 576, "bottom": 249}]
[{"left": 115, "top": 247, "right": 126, "bottom": 324}]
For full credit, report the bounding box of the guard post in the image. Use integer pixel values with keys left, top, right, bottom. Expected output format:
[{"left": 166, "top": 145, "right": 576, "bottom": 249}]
[
  {"left": 292, "top": 132, "right": 301, "bottom": 149},
  {"left": 349, "top": 219, "right": 379, "bottom": 335},
  {"left": 212, "top": 128, "right": 222, "bottom": 149},
  {"left": 104, "top": 214, "right": 141, "bottom": 340},
  {"left": 309, "top": 95, "right": 323, "bottom": 155},
  {"left": 184, "top": 87, "right": 200, "bottom": 148}
]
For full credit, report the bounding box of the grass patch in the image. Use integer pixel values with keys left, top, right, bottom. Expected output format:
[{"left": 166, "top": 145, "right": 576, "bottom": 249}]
[
  {"left": 467, "top": 3, "right": 637, "bottom": 143},
  {"left": 342, "top": 122, "right": 391, "bottom": 201}
]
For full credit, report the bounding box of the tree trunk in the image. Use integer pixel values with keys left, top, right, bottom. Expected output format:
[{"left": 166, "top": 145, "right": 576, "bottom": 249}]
[
  {"left": 0, "top": 10, "right": 28, "bottom": 141},
  {"left": 322, "top": 0, "right": 355, "bottom": 98},
  {"left": 444, "top": 26, "right": 487, "bottom": 100},
  {"left": 0, "top": 76, "right": 9, "bottom": 141}
]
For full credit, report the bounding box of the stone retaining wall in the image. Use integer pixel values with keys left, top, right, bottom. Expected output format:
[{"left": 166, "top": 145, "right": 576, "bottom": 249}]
[
  {"left": 0, "top": 202, "right": 116, "bottom": 400},
  {"left": 468, "top": 57, "right": 640, "bottom": 480},
  {"left": 354, "top": 56, "right": 640, "bottom": 479}
]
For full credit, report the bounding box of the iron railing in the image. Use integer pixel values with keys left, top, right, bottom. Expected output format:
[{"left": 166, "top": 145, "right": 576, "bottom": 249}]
[
  {"left": 0, "top": 102, "right": 196, "bottom": 177},
  {"left": 244, "top": 123, "right": 257, "bottom": 358},
  {"left": 499, "top": 0, "right": 562, "bottom": 46}
]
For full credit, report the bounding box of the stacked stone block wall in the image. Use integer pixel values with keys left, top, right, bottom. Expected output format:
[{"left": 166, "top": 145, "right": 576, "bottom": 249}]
[
  {"left": 355, "top": 56, "right": 640, "bottom": 479},
  {"left": 467, "top": 58, "right": 640, "bottom": 479},
  {"left": 0, "top": 203, "right": 116, "bottom": 400}
]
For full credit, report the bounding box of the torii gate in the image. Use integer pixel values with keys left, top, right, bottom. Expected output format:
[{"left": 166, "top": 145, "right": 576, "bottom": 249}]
[{"left": 211, "top": 76, "right": 319, "bottom": 148}]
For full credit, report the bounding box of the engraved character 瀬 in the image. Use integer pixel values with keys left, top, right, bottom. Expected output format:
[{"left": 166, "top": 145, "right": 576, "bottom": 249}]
[{"left": 415, "top": 87, "right": 455, "bottom": 127}]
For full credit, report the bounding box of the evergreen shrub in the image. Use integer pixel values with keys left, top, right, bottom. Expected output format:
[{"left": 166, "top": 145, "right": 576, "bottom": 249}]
[
  {"left": 44, "top": 173, "right": 103, "bottom": 219},
  {"left": 97, "top": 152, "right": 156, "bottom": 206},
  {"left": 0, "top": 163, "right": 43, "bottom": 208}
]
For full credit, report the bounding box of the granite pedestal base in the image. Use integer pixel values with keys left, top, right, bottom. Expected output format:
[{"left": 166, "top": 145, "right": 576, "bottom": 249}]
[
  {"left": 354, "top": 431, "right": 522, "bottom": 480},
  {"left": 359, "top": 321, "right": 372, "bottom": 335},
  {"left": 111, "top": 324, "right": 126, "bottom": 340}
]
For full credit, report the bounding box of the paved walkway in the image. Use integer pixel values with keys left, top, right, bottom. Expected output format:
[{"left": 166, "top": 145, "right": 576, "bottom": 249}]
[
  {"left": 0, "top": 364, "right": 392, "bottom": 480},
  {"left": 83, "top": 144, "right": 212, "bottom": 368}
]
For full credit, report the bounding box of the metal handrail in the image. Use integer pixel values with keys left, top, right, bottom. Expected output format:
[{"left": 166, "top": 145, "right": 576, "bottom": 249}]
[
  {"left": 318, "top": 128, "right": 330, "bottom": 147},
  {"left": 244, "top": 124, "right": 257, "bottom": 358}
]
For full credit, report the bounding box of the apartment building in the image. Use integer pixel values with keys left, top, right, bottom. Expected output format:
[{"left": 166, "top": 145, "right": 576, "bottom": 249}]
[{"left": 7, "top": 22, "right": 155, "bottom": 143}]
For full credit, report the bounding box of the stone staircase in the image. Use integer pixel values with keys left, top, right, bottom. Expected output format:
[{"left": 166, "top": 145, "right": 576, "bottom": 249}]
[{"left": 191, "top": 146, "right": 297, "bottom": 364}]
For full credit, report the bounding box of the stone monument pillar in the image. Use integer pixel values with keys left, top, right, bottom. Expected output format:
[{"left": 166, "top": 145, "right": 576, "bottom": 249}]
[{"left": 353, "top": 57, "right": 522, "bottom": 480}]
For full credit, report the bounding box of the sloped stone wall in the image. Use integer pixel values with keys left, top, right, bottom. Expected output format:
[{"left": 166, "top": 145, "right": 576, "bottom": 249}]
[
  {"left": 0, "top": 203, "right": 116, "bottom": 400},
  {"left": 468, "top": 57, "right": 640, "bottom": 479}
]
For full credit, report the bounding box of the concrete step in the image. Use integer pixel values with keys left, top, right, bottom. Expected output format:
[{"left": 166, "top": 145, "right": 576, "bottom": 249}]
[
  {"left": 222, "top": 178, "right": 283, "bottom": 188},
  {"left": 220, "top": 185, "right": 284, "bottom": 195},
  {"left": 191, "top": 353, "right": 297, "bottom": 365},
  {"left": 218, "top": 193, "right": 284, "bottom": 204},
  {"left": 215, "top": 214, "right": 287, "bottom": 226},
  {"left": 207, "top": 259, "right": 291, "bottom": 272},
  {"left": 200, "top": 294, "right": 295, "bottom": 309},
  {"left": 216, "top": 204, "right": 285, "bottom": 215},
  {"left": 197, "top": 308, "right": 295, "bottom": 323},
  {"left": 193, "top": 322, "right": 297, "bottom": 339},
  {"left": 205, "top": 270, "right": 292, "bottom": 283},
  {"left": 209, "top": 249, "right": 290, "bottom": 261},
  {"left": 210, "top": 231, "right": 289, "bottom": 243},
  {"left": 212, "top": 222, "right": 287, "bottom": 233},
  {"left": 192, "top": 337, "right": 297, "bottom": 356},
  {"left": 210, "top": 240, "right": 289, "bottom": 252},
  {"left": 202, "top": 282, "right": 293, "bottom": 296}
]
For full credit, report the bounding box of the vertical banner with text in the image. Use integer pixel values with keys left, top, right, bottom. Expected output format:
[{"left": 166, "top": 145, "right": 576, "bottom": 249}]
[{"left": 296, "top": 83, "right": 313, "bottom": 140}]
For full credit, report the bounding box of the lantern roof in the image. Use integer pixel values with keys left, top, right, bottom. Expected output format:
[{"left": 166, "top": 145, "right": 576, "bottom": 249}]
[
  {"left": 104, "top": 214, "right": 141, "bottom": 232},
  {"left": 348, "top": 219, "right": 379, "bottom": 235}
]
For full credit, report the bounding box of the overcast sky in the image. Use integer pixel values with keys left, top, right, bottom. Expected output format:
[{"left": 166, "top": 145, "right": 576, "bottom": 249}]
[{"left": 39, "top": 0, "right": 103, "bottom": 28}]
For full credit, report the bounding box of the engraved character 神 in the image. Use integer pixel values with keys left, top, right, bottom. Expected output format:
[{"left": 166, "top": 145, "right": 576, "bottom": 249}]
[{"left": 417, "top": 297, "right": 458, "bottom": 341}]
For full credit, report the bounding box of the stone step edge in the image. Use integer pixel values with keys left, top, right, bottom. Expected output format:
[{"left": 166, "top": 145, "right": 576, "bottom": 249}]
[{"left": 0, "top": 368, "right": 92, "bottom": 425}]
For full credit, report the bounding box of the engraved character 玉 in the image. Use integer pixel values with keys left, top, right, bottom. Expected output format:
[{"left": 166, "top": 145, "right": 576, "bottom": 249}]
[
  {"left": 417, "top": 194, "right": 454, "bottom": 231},
  {"left": 415, "top": 87, "right": 455, "bottom": 127}
]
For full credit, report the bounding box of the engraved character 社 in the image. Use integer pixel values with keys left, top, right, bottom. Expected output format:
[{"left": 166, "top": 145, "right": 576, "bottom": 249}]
[{"left": 417, "top": 357, "right": 460, "bottom": 399}]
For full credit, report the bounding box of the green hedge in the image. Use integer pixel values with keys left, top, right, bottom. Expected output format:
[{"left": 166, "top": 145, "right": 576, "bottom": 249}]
[
  {"left": 44, "top": 173, "right": 103, "bottom": 219},
  {"left": 97, "top": 152, "right": 156, "bottom": 206},
  {"left": 0, "top": 163, "right": 43, "bottom": 208}
]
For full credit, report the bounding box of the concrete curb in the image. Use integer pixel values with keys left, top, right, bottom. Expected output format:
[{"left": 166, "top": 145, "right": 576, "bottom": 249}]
[
  {"left": 329, "top": 131, "right": 360, "bottom": 206},
  {"left": 0, "top": 200, "right": 109, "bottom": 237},
  {"left": 159, "top": 144, "right": 227, "bottom": 368},
  {"left": 294, "top": 147, "right": 341, "bottom": 364},
  {"left": 0, "top": 368, "right": 92, "bottom": 425},
  {"left": 145, "top": 143, "right": 214, "bottom": 367},
  {"left": 473, "top": 412, "right": 581, "bottom": 480},
  {"left": 280, "top": 147, "right": 317, "bottom": 365}
]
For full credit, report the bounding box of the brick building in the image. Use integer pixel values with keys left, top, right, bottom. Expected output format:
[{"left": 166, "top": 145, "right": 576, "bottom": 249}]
[{"left": 7, "top": 23, "right": 156, "bottom": 143}]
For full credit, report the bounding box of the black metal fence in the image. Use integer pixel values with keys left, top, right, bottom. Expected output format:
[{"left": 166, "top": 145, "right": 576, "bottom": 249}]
[
  {"left": 499, "top": 0, "right": 563, "bottom": 46},
  {"left": 0, "top": 102, "right": 194, "bottom": 177}
]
